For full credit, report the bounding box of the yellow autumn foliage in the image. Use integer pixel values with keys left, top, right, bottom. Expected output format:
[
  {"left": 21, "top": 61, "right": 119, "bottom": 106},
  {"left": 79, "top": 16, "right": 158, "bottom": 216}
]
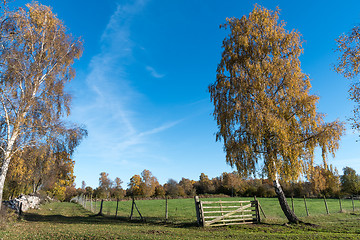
[{"left": 209, "top": 5, "right": 345, "bottom": 182}]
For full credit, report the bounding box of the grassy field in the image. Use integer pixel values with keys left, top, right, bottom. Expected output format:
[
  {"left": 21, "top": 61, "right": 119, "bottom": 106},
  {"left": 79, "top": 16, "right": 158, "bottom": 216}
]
[
  {"left": 86, "top": 196, "right": 360, "bottom": 222},
  {"left": 0, "top": 197, "right": 359, "bottom": 239}
]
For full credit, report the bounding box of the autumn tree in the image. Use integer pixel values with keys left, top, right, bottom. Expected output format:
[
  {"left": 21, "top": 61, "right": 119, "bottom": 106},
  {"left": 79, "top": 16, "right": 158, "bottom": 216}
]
[
  {"left": 308, "top": 164, "right": 340, "bottom": 197},
  {"left": 154, "top": 184, "right": 165, "bottom": 197},
  {"left": 64, "top": 184, "right": 77, "bottom": 201},
  {"left": 140, "top": 169, "right": 159, "bottom": 197},
  {"left": 340, "top": 167, "right": 360, "bottom": 195},
  {"left": 335, "top": 27, "right": 360, "bottom": 135},
  {"left": 220, "top": 172, "right": 244, "bottom": 196},
  {"left": 42, "top": 151, "right": 76, "bottom": 200},
  {"left": 0, "top": 3, "right": 86, "bottom": 207},
  {"left": 85, "top": 186, "right": 93, "bottom": 197},
  {"left": 99, "top": 172, "right": 111, "bottom": 198},
  {"left": 164, "top": 178, "right": 181, "bottom": 197},
  {"left": 196, "top": 173, "right": 215, "bottom": 194},
  {"left": 128, "top": 174, "right": 142, "bottom": 196},
  {"left": 4, "top": 143, "right": 78, "bottom": 201},
  {"left": 179, "top": 178, "right": 196, "bottom": 196},
  {"left": 209, "top": 5, "right": 344, "bottom": 223},
  {"left": 112, "top": 177, "right": 124, "bottom": 199}
]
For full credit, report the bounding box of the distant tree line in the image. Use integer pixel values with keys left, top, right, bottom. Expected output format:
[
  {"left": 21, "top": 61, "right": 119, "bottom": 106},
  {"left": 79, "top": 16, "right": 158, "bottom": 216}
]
[{"left": 65, "top": 165, "right": 360, "bottom": 201}]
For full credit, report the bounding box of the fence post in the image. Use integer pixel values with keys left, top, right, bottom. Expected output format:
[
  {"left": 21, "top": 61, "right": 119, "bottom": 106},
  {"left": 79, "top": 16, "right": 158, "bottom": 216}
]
[
  {"left": 165, "top": 196, "right": 168, "bottom": 222},
  {"left": 97, "top": 199, "right": 104, "bottom": 216},
  {"left": 303, "top": 196, "right": 309, "bottom": 216},
  {"left": 90, "top": 194, "right": 93, "bottom": 212},
  {"left": 130, "top": 197, "right": 135, "bottom": 220},
  {"left": 194, "top": 196, "right": 202, "bottom": 226},
  {"left": 115, "top": 198, "right": 119, "bottom": 218},
  {"left": 339, "top": 197, "right": 343, "bottom": 213},
  {"left": 352, "top": 196, "right": 355, "bottom": 212},
  {"left": 291, "top": 196, "right": 294, "bottom": 213},
  {"left": 324, "top": 196, "right": 329, "bottom": 214},
  {"left": 254, "top": 196, "right": 261, "bottom": 223}
]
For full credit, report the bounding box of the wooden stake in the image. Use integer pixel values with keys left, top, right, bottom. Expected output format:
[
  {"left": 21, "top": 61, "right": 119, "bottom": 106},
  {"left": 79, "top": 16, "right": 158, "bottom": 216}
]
[
  {"left": 90, "top": 194, "right": 93, "bottom": 212},
  {"left": 352, "top": 196, "right": 355, "bottom": 212},
  {"left": 98, "top": 199, "right": 104, "bottom": 216},
  {"left": 324, "top": 196, "right": 329, "bottom": 214},
  {"left": 115, "top": 198, "right": 119, "bottom": 218},
  {"left": 194, "top": 196, "right": 202, "bottom": 226},
  {"left": 254, "top": 196, "right": 261, "bottom": 223},
  {"left": 339, "top": 197, "right": 343, "bottom": 213},
  {"left": 303, "top": 196, "right": 309, "bottom": 216},
  {"left": 291, "top": 196, "right": 294, "bottom": 213},
  {"left": 130, "top": 197, "right": 135, "bottom": 220},
  {"left": 165, "top": 197, "right": 168, "bottom": 221},
  {"left": 134, "top": 200, "right": 143, "bottom": 220},
  {"left": 259, "top": 202, "right": 267, "bottom": 218}
]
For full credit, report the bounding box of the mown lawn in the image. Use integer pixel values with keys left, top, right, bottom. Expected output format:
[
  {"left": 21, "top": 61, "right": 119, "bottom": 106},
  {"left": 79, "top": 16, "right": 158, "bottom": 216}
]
[{"left": 0, "top": 198, "right": 359, "bottom": 239}]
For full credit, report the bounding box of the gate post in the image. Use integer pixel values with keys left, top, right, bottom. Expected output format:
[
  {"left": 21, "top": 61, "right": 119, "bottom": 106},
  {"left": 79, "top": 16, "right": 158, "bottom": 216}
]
[
  {"left": 194, "top": 196, "right": 203, "bottom": 226},
  {"left": 254, "top": 196, "right": 261, "bottom": 223}
]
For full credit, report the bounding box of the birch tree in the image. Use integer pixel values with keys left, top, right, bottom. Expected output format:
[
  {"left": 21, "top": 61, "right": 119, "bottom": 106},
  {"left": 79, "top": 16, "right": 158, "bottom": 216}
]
[
  {"left": 335, "top": 26, "right": 360, "bottom": 135},
  {"left": 140, "top": 169, "right": 159, "bottom": 197},
  {"left": 128, "top": 174, "right": 142, "bottom": 196},
  {"left": 0, "top": 3, "right": 84, "bottom": 207},
  {"left": 209, "top": 5, "right": 345, "bottom": 223},
  {"left": 99, "top": 172, "right": 111, "bottom": 198}
]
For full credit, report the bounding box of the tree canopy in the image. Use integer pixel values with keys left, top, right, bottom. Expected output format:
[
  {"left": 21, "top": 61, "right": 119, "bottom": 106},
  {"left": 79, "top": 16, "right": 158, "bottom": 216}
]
[
  {"left": 340, "top": 166, "right": 360, "bottom": 195},
  {"left": 335, "top": 26, "right": 360, "bottom": 135},
  {"left": 209, "top": 5, "right": 344, "bottom": 181}
]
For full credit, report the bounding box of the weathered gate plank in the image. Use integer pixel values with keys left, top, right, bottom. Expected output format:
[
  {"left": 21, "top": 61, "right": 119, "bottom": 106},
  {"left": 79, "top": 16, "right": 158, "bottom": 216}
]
[{"left": 195, "top": 197, "right": 260, "bottom": 227}]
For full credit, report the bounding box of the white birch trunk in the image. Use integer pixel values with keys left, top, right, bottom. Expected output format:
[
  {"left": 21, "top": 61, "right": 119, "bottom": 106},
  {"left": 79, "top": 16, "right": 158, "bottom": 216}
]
[
  {"left": 0, "top": 132, "right": 19, "bottom": 210},
  {"left": 273, "top": 172, "right": 301, "bottom": 223}
]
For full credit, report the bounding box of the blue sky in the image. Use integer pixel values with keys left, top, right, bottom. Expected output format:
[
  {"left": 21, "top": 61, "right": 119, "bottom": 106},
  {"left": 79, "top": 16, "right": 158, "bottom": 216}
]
[{"left": 16, "top": 0, "right": 360, "bottom": 188}]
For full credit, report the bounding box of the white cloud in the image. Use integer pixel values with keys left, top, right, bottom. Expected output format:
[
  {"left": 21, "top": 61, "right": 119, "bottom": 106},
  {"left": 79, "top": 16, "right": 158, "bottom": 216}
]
[
  {"left": 71, "top": 0, "right": 179, "bottom": 175},
  {"left": 146, "top": 66, "right": 165, "bottom": 78}
]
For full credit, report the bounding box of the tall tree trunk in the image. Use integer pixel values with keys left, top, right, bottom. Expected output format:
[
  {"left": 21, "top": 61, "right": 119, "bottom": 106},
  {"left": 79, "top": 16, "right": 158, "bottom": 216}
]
[
  {"left": 273, "top": 176, "right": 302, "bottom": 224},
  {"left": 0, "top": 132, "right": 18, "bottom": 210},
  {"left": 0, "top": 155, "right": 12, "bottom": 210}
]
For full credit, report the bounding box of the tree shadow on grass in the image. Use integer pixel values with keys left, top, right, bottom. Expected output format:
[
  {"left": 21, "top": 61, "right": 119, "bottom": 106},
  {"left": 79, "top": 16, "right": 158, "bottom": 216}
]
[
  {"left": 23, "top": 212, "right": 198, "bottom": 228},
  {"left": 23, "top": 213, "right": 119, "bottom": 225}
]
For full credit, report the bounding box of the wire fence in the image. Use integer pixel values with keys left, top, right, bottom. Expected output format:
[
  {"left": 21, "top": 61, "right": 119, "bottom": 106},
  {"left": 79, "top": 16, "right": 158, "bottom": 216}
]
[{"left": 71, "top": 195, "right": 360, "bottom": 224}]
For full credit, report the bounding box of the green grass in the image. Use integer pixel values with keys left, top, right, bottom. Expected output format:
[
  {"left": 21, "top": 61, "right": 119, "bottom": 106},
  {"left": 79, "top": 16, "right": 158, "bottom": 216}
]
[
  {"left": 0, "top": 198, "right": 359, "bottom": 239},
  {"left": 86, "top": 197, "right": 360, "bottom": 222}
]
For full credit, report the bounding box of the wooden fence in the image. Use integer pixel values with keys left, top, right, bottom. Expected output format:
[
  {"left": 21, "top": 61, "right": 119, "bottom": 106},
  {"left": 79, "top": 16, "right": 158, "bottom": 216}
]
[{"left": 194, "top": 196, "right": 260, "bottom": 227}]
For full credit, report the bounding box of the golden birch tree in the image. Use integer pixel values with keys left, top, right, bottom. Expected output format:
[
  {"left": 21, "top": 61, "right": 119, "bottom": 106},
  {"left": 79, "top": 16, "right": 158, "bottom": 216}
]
[
  {"left": 112, "top": 177, "right": 124, "bottom": 199},
  {"left": 128, "top": 174, "right": 142, "bottom": 196},
  {"left": 0, "top": 3, "right": 85, "bottom": 207},
  {"left": 335, "top": 26, "right": 360, "bottom": 135},
  {"left": 140, "top": 169, "right": 159, "bottom": 197},
  {"left": 209, "top": 5, "right": 345, "bottom": 223}
]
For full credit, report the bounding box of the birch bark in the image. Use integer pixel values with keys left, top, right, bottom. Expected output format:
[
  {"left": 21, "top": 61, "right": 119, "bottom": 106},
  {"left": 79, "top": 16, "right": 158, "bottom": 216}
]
[{"left": 273, "top": 172, "right": 301, "bottom": 223}]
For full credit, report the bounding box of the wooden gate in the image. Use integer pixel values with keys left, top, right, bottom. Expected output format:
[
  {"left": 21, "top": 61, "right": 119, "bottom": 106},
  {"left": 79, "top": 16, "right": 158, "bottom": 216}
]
[{"left": 194, "top": 196, "right": 260, "bottom": 227}]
